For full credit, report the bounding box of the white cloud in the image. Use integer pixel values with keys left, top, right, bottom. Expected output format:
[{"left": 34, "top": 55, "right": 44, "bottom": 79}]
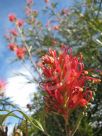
[{"left": 5, "top": 65, "right": 37, "bottom": 109}]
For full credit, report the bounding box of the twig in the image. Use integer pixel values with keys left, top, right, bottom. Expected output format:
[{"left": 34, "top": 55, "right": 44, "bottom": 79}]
[{"left": 16, "top": 25, "right": 42, "bottom": 82}]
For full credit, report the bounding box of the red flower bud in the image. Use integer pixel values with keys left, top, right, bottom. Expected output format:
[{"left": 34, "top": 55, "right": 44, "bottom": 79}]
[
  {"left": 16, "top": 19, "right": 24, "bottom": 27},
  {"left": 10, "top": 29, "right": 18, "bottom": 36},
  {"left": 45, "top": 0, "right": 49, "bottom": 3},
  {"left": 8, "top": 13, "right": 16, "bottom": 22},
  {"left": 0, "top": 80, "right": 6, "bottom": 91},
  {"left": 79, "top": 98, "right": 87, "bottom": 107},
  {"left": 16, "top": 47, "right": 26, "bottom": 59},
  {"left": 8, "top": 43, "right": 17, "bottom": 51},
  {"left": 53, "top": 25, "right": 60, "bottom": 30}
]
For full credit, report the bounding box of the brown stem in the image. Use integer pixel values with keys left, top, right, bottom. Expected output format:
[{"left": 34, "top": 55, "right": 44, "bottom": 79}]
[
  {"left": 64, "top": 115, "right": 71, "bottom": 136},
  {"left": 71, "top": 112, "right": 84, "bottom": 136},
  {"left": 65, "top": 120, "right": 68, "bottom": 136},
  {"left": 25, "top": 119, "right": 28, "bottom": 136}
]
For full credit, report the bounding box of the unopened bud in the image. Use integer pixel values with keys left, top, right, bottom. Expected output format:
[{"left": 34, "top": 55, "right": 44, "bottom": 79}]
[
  {"left": 45, "top": 0, "right": 49, "bottom": 3},
  {"left": 93, "top": 79, "right": 101, "bottom": 83},
  {"left": 80, "top": 88, "right": 83, "bottom": 92},
  {"left": 84, "top": 70, "right": 88, "bottom": 75},
  {"left": 97, "top": 79, "right": 101, "bottom": 83}
]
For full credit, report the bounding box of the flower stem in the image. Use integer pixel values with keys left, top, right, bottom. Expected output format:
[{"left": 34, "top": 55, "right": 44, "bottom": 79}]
[
  {"left": 16, "top": 24, "right": 42, "bottom": 82},
  {"left": 71, "top": 112, "right": 84, "bottom": 136},
  {"left": 25, "top": 119, "right": 28, "bottom": 136},
  {"left": 65, "top": 120, "right": 68, "bottom": 136}
]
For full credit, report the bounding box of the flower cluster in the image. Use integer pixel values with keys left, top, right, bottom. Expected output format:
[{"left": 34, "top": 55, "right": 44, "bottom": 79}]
[
  {"left": 8, "top": 43, "right": 26, "bottom": 59},
  {"left": 7, "top": 13, "right": 26, "bottom": 59},
  {"left": 8, "top": 14, "right": 24, "bottom": 27},
  {"left": 39, "top": 47, "right": 101, "bottom": 118}
]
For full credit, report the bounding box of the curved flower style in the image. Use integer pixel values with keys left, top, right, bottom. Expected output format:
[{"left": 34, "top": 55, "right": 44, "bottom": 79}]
[{"left": 39, "top": 47, "right": 100, "bottom": 118}]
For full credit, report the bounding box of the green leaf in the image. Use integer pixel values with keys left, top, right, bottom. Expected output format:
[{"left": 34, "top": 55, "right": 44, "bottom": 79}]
[
  {"left": 87, "top": 0, "right": 92, "bottom": 6},
  {"left": 0, "top": 110, "right": 45, "bottom": 132},
  {"left": 33, "top": 119, "right": 45, "bottom": 132},
  {"left": 51, "top": 2, "right": 58, "bottom": 9},
  {"left": 0, "top": 111, "right": 21, "bottom": 125}
]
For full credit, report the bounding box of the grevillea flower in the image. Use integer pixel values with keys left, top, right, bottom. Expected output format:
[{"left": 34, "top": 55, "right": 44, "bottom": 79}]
[
  {"left": 45, "top": 0, "right": 49, "bottom": 3},
  {"left": 39, "top": 47, "right": 101, "bottom": 118},
  {"left": 10, "top": 29, "right": 18, "bottom": 36},
  {"left": 16, "top": 47, "right": 26, "bottom": 59},
  {"left": 16, "top": 19, "right": 24, "bottom": 27},
  {"left": 8, "top": 13, "right": 16, "bottom": 22},
  {"left": 8, "top": 43, "right": 17, "bottom": 51}
]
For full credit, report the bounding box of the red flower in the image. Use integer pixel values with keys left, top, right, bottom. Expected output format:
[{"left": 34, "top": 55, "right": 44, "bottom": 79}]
[
  {"left": 53, "top": 25, "right": 60, "bottom": 30},
  {"left": 8, "top": 43, "right": 17, "bottom": 51},
  {"left": 0, "top": 80, "right": 5, "bottom": 91},
  {"left": 8, "top": 13, "right": 16, "bottom": 22},
  {"left": 27, "top": 0, "right": 33, "bottom": 4},
  {"left": 16, "top": 47, "right": 26, "bottom": 59},
  {"left": 45, "top": 0, "right": 49, "bottom": 3},
  {"left": 16, "top": 19, "right": 24, "bottom": 27},
  {"left": 79, "top": 98, "right": 88, "bottom": 107},
  {"left": 39, "top": 47, "right": 100, "bottom": 117},
  {"left": 10, "top": 29, "right": 18, "bottom": 36}
]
